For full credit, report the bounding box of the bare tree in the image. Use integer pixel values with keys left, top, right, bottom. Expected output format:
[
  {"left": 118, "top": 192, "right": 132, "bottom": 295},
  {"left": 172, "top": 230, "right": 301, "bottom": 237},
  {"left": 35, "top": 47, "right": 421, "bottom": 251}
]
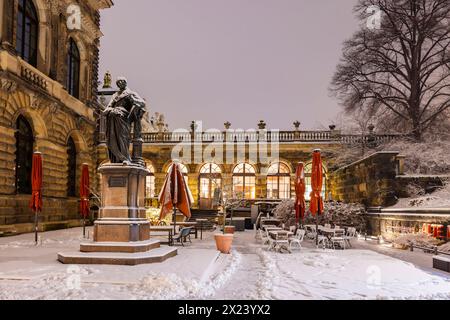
[{"left": 331, "top": 0, "right": 450, "bottom": 141}]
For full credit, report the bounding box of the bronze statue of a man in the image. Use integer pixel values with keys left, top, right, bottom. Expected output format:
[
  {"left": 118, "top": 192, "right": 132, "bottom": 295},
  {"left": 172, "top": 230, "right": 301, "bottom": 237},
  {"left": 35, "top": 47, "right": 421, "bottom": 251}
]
[{"left": 103, "top": 77, "right": 146, "bottom": 165}]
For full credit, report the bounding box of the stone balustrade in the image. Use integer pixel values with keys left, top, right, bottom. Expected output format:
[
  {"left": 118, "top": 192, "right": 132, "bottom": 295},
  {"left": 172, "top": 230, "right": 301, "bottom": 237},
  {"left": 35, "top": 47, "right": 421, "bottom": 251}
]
[{"left": 136, "top": 130, "right": 403, "bottom": 145}]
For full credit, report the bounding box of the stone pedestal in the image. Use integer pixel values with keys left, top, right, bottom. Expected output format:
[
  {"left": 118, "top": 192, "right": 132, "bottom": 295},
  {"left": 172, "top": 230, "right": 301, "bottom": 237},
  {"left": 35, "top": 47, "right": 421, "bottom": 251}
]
[
  {"left": 58, "top": 164, "right": 177, "bottom": 265},
  {"left": 94, "top": 164, "right": 150, "bottom": 242}
]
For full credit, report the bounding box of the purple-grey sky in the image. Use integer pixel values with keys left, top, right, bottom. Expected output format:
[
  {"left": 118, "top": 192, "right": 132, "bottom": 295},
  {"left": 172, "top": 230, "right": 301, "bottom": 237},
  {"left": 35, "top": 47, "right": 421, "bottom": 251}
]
[{"left": 99, "top": 0, "right": 359, "bottom": 131}]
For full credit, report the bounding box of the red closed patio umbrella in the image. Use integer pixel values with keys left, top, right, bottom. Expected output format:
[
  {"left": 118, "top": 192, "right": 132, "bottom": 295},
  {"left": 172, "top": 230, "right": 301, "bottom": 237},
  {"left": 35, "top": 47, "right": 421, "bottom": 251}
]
[
  {"left": 159, "top": 162, "right": 193, "bottom": 235},
  {"left": 294, "top": 162, "right": 306, "bottom": 224},
  {"left": 309, "top": 149, "right": 324, "bottom": 246},
  {"left": 80, "top": 163, "right": 90, "bottom": 238},
  {"left": 29, "top": 151, "right": 43, "bottom": 244}
]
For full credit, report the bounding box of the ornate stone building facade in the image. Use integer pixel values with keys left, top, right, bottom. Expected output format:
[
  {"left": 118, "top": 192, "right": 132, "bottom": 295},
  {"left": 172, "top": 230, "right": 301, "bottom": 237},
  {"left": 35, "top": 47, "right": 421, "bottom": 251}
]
[{"left": 0, "top": 0, "right": 112, "bottom": 234}]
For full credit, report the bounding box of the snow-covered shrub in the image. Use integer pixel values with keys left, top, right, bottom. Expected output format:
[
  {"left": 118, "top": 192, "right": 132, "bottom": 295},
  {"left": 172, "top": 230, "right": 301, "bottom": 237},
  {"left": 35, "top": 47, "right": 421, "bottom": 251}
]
[
  {"left": 438, "top": 242, "right": 450, "bottom": 254},
  {"left": 273, "top": 200, "right": 295, "bottom": 226},
  {"left": 274, "top": 200, "right": 367, "bottom": 232},
  {"left": 390, "top": 233, "right": 443, "bottom": 250}
]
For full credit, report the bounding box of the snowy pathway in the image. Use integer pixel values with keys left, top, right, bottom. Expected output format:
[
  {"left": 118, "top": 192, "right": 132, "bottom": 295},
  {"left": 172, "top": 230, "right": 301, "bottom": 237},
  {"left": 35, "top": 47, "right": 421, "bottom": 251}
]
[{"left": 0, "top": 228, "right": 450, "bottom": 300}]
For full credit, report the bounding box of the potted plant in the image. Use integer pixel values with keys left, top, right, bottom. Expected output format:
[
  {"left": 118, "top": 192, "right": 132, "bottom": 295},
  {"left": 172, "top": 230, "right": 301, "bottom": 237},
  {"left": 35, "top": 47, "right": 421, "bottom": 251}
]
[
  {"left": 214, "top": 189, "right": 241, "bottom": 254},
  {"left": 215, "top": 206, "right": 234, "bottom": 254}
]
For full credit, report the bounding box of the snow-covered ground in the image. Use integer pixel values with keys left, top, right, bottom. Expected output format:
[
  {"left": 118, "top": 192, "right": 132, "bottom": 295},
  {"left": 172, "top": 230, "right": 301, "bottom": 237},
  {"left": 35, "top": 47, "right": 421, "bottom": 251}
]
[{"left": 0, "top": 227, "right": 449, "bottom": 300}]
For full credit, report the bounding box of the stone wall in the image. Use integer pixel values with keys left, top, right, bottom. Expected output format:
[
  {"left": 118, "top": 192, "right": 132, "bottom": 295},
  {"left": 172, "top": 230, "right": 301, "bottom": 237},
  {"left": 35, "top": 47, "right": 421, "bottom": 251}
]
[
  {"left": 0, "top": 84, "right": 97, "bottom": 230},
  {"left": 0, "top": 0, "right": 112, "bottom": 234},
  {"left": 329, "top": 152, "right": 401, "bottom": 207},
  {"left": 366, "top": 208, "right": 450, "bottom": 238}
]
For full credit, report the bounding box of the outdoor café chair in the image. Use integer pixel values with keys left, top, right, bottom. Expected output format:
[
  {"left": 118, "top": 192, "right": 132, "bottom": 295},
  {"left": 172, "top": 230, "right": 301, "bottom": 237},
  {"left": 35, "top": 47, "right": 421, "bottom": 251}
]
[
  {"left": 305, "top": 226, "right": 317, "bottom": 240},
  {"left": 274, "top": 232, "right": 291, "bottom": 253},
  {"left": 267, "top": 232, "right": 277, "bottom": 251},
  {"left": 330, "top": 229, "right": 346, "bottom": 250},
  {"left": 289, "top": 229, "right": 305, "bottom": 251},
  {"left": 259, "top": 229, "right": 269, "bottom": 244},
  {"left": 317, "top": 234, "right": 328, "bottom": 249},
  {"left": 173, "top": 227, "right": 192, "bottom": 246},
  {"left": 344, "top": 227, "right": 357, "bottom": 248}
]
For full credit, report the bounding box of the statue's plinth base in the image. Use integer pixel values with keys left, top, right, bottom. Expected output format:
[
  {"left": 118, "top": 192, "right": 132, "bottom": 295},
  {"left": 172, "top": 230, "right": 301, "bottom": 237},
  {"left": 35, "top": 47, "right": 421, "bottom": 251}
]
[{"left": 58, "top": 164, "right": 177, "bottom": 265}]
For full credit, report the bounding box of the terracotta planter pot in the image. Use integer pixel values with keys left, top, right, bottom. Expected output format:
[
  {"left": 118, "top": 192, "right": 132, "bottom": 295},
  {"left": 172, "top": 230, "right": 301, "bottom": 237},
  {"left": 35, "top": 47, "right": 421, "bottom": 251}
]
[
  {"left": 224, "top": 225, "right": 236, "bottom": 234},
  {"left": 214, "top": 234, "right": 234, "bottom": 254}
]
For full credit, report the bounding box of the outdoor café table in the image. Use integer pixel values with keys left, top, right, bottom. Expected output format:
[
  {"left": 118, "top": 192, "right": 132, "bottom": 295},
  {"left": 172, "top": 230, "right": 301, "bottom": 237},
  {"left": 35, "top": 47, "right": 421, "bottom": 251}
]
[
  {"left": 263, "top": 226, "right": 283, "bottom": 232},
  {"left": 150, "top": 226, "right": 174, "bottom": 246},
  {"left": 269, "top": 231, "right": 294, "bottom": 238},
  {"left": 319, "top": 228, "right": 345, "bottom": 240},
  {"left": 196, "top": 219, "right": 208, "bottom": 240},
  {"left": 261, "top": 218, "right": 282, "bottom": 226},
  {"left": 171, "top": 221, "right": 198, "bottom": 239}
]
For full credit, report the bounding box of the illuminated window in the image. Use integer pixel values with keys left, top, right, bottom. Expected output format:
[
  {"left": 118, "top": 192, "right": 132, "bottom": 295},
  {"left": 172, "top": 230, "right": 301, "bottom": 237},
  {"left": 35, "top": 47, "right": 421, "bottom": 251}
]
[
  {"left": 233, "top": 163, "right": 256, "bottom": 199},
  {"left": 16, "top": 0, "right": 38, "bottom": 67},
  {"left": 145, "top": 163, "right": 155, "bottom": 198},
  {"left": 267, "top": 162, "right": 291, "bottom": 199},
  {"left": 304, "top": 163, "right": 327, "bottom": 201},
  {"left": 199, "top": 163, "right": 222, "bottom": 199}
]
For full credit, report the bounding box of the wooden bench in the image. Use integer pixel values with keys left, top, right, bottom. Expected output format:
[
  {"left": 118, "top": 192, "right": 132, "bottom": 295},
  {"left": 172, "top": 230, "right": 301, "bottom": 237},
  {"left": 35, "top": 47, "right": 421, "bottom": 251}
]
[{"left": 433, "top": 256, "right": 450, "bottom": 273}]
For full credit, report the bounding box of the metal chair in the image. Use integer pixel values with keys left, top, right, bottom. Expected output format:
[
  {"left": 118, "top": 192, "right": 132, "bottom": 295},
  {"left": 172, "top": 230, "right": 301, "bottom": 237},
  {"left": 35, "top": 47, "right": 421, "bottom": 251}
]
[
  {"left": 330, "top": 229, "right": 346, "bottom": 250},
  {"left": 173, "top": 227, "right": 192, "bottom": 246},
  {"left": 289, "top": 229, "right": 305, "bottom": 251},
  {"left": 344, "top": 227, "right": 357, "bottom": 248}
]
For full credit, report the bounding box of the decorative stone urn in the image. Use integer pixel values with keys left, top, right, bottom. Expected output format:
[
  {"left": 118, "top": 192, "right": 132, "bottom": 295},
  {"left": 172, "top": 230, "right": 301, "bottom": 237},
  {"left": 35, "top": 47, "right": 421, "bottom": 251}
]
[{"left": 258, "top": 120, "right": 267, "bottom": 130}]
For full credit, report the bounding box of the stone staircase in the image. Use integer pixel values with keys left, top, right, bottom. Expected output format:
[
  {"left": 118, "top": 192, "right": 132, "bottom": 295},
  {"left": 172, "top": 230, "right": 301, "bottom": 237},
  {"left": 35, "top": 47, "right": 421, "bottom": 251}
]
[{"left": 189, "top": 209, "right": 219, "bottom": 230}]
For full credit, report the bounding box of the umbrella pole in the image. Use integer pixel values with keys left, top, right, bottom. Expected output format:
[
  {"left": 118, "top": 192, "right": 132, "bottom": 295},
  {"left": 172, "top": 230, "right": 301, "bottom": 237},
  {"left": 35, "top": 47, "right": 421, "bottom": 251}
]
[
  {"left": 34, "top": 209, "right": 38, "bottom": 245},
  {"left": 173, "top": 207, "right": 177, "bottom": 236},
  {"left": 83, "top": 216, "right": 86, "bottom": 238},
  {"left": 316, "top": 199, "right": 320, "bottom": 248}
]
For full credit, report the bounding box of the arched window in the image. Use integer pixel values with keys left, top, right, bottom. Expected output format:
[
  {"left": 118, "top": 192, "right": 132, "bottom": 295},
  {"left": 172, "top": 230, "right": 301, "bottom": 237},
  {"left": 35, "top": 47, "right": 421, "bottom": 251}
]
[
  {"left": 267, "top": 162, "right": 291, "bottom": 199},
  {"left": 166, "top": 162, "right": 188, "bottom": 185},
  {"left": 67, "top": 137, "right": 77, "bottom": 197},
  {"left": 199, "top": 163, "right": 222, "bottom": 208},
  {"left": 233, "top": 163, "right": 256, "bottom": 199},
  {"left": 304, "top": 163, "right": 327, "bottom": 201},
  {"left": 145, "top": 163, "right": 156, "bottom": 199},
  {"left": 15, "top": 115, "right": 34, "bottom": 194},
  {"left": 16, "top": 0, "right": 38, "bottom": 67},
  {"left": 66, "top": 39, "right": 80, "bottom": 98}
]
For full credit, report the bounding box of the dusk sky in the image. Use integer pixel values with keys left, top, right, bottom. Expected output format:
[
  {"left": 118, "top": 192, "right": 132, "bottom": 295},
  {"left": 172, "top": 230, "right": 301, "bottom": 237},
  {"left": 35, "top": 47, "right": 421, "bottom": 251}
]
[{"left": 99, "top": 0, "right": 359, "bottom": 131}]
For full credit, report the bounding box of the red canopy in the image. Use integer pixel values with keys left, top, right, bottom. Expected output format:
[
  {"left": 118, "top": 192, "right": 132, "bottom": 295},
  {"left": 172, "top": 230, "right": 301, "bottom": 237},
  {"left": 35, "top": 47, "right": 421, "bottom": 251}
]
[
  {"left": 294, "top": 162, "right": 306, "bottom": 223},
  {"left": 159, "top": 163, "right": 193, "bottom": 220},
  {"left": 309, "top": 150, "right": 324, "bottom": 216},
  {"left": 29, "top": 152, "right": 43, "bottom": 212},
  {"left": 80, "top": 163, "right": 90, "bottom": 218}
]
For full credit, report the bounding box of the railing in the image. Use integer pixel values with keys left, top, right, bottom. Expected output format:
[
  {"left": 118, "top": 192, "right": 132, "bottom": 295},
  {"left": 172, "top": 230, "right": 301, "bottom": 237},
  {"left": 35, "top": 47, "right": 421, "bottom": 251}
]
[{"left": 137, "top": 130, "right": 404, "bottom": 145}]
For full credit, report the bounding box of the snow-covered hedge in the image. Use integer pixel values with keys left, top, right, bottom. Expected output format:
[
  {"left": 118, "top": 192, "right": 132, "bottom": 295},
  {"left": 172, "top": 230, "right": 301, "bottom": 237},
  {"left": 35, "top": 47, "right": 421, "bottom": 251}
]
[
  {"left": 274, "top": 200, "right": 367, "bottom": 232},
  {"left": 388, "top": 233, "right": 443, "bottom": 251}
]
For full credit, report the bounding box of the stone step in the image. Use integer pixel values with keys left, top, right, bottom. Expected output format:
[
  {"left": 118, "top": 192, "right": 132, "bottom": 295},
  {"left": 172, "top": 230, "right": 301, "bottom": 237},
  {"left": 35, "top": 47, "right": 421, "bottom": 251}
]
[
  {"left": 80, "top": 239, "right": 161, "bottom": 253},
  {"left": 57, "top": 246, "right": 178, "bottom": 266}
]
